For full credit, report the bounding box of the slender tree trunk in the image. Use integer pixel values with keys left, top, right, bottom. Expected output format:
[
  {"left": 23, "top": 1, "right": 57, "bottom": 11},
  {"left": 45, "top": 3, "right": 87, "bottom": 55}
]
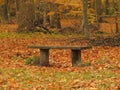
[
  {"left": 105, "top": 0, "right": 109, "bottom": 15},
  {"left": 3, "top": 0, "right": 9, "bottom": 22},
  {"left": 95, "top": 0, "right": 102, "bottom": 29},
  {"left": 81, "top": 0, "right": 90, "bottom": 38},
  {"left": 95, "top": 0, "right": 102, "bottom": 22},
  {"left": 15, "top": 0, "right": 19, "bottom": 11},
  {"left": 115, "top": 15, "right": 119, "bottom": 33},
  {"left": 43, "top": 11, "right": 48, "bottom": 26},
  {"left": 113, "top": 0, "right": 119, "bottom": 33}
]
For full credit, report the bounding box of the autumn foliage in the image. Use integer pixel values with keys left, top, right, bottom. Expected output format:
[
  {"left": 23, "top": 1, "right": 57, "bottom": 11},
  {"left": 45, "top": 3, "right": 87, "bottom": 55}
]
[
  {"left": 0, "top": 32, "right": 119, "bottom": 89},
  {"left": 0, "top": 0, "right": 120, "bottom": 89}
]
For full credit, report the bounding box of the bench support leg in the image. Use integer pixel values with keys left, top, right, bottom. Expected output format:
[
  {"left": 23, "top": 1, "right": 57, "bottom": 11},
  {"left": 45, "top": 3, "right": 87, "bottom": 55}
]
[
  {"left": 40, "top": 49, "right": 49, "bottom": 66},
  {"left": 71, "top": 50, "right": 81, "bottom": 66}
]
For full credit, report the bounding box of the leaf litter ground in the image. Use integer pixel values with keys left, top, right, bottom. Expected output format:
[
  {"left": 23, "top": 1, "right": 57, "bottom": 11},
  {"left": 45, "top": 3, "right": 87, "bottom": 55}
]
[{"left": 0, "top": 33, "right": 120, "bottom": 90}]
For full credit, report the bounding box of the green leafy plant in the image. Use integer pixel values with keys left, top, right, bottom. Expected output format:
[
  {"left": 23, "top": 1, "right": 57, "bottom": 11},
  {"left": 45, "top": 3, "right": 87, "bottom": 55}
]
[{"left": 25, "top": 56, "right": 40, "bottom": 65}]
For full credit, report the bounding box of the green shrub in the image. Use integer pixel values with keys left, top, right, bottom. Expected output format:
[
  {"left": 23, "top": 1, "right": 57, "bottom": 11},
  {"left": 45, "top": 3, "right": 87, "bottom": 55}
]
[{"left": 25, "top": 56, "right": 40, "bottom": 65}]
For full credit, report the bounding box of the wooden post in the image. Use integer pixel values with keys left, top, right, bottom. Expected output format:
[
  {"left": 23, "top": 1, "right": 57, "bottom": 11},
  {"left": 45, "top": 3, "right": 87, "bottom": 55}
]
[
  {"left": 71, "top": 50, "right": 81, "bottom": 66},
  {"left": 40, "top": 49, "right": 49, "bottom": 66}
]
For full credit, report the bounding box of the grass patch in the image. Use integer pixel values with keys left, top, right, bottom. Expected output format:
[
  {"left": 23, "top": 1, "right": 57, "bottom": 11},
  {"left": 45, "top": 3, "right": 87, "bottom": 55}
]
[
  {"left": 79, "top": 62, "right": 91, "bottom": 67},
  {"left": 11, "top": 56, "right": 23, "bottom": 60},
  {"left": 96, "top": 56, "right": 110, "bottom": 64},
  {"left": 0, "top": 32, "right": 67, "bottom": 39},
  {"left": 97, "top": 83, "right": 110, "bottom": 90},
  {"left": 81, "top": 72, "right": 93, "bottom": 80},
  {"left": 0, "top": 67, "right": 119, "bottom": 89},
  {"left": 106, "top": 65, "right": 115, "bottom": 70},
  {"left": 25, "top": 56, "right": 40, "bottom": 65},
  {"left": 76, "top": 61, "right": 91, "bottom": 67},
  {"left": 97, "top": 70, "right": 120, "bottom": 89},
  {"left": 0, "top": 32, "right": 87, "bottom": 40}
]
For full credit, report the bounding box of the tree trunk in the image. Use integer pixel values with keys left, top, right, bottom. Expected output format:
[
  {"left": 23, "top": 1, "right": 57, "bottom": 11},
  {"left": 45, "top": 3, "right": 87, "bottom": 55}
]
[
  {"left": 105, "top": 0, "right": 109, "bottom": 15},
  {"left": 15, "top": 0, "right": 19, "bottom": 11},
  {"left": 115, "top": 15, "right": 119, "bottom": 33},
  {"left": 95, "top": 0, "right": 102, "bottom": 22},
  {"left": 81, "top": 0, "right": 90, "bottom": 38},
  {"left": 113, "top": 0, "right": 119, "bottom": 33},
  {"left": 3, "top": 0, "right": 9, "bottom": 22},
  {"left": 17, "top": 0, "right": 35, "bottom": 32},
  {"left": 49, "top": 12, "right": 61, "bottom": 29},
  {"left": 43, "top": 11, "right": 48, "bottom": 27},
  {"left": 54, "top": 12, "right": 61, "bottom": 29},
  {"left": 95, "top": 0, "right": 102, "bottom": 30}
]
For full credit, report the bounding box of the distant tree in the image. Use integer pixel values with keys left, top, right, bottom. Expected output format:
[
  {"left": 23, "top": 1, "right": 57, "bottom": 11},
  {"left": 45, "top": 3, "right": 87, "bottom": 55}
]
[
  {"left": 81, "top": 0, "right": 90, "bottom": 38},
  {"left": 104, "top": 0, "right": 109, "bottom": 15},
  {"left": 3, "top": 0, "right": 9, "bottom": 22},
  {"left": 35, "top": 2, "right": 61, "bottom": 29},
  {"left": 95, "top": 0, "right": 102, "bottom": 30},
  {"left": 49, "top": 12, "right": 61, "bottom": 28},
  {"left": 113, "top": 0, "right": 119, "bottom": 33},
  {"left": 17, "top": 0, "right": 35, "bottom": 32},
  {"left": 15, "top": 0, "right": 19, "bottom": 11}
]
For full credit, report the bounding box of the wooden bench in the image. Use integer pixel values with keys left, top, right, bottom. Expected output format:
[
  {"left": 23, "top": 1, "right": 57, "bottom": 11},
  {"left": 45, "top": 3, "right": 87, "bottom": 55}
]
[{"left": 28, "top": 45, "right": 92, "bottom": 66}]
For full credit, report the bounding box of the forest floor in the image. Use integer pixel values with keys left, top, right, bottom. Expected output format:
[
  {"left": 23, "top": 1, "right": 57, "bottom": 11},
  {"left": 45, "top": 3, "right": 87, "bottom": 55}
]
[
  {"left": 0, "top": 32, "right": 119, "bottom": 89},
  {"left": 0, "top": 17, "right": 120, "bottom": 89},
  {"left": 0, "top": 18, "right": 120, "bottom": 34}
]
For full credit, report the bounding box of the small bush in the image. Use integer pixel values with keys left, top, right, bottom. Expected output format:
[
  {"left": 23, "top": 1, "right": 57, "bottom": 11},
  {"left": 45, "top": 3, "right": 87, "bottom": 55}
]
[{"left": 25, "top": 56, "right": 40, "bottom": 65}]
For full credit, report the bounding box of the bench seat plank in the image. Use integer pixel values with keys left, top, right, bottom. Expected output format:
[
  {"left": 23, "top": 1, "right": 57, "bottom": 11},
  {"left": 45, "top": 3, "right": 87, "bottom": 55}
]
[{"left": 28, "top": 45, "right": 92, "bottom": 50}]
